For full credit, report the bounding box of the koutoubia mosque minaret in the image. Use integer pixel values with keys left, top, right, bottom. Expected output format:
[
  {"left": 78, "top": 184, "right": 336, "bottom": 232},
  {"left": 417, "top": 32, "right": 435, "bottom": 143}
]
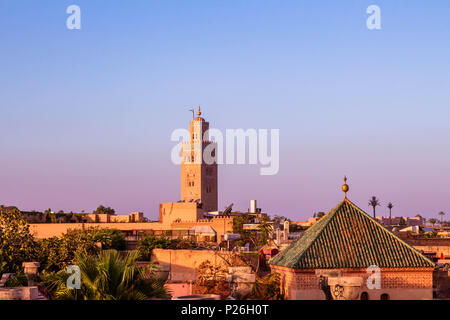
[{"left": 180, "top": 106, "right": 218, "bottom": 212}]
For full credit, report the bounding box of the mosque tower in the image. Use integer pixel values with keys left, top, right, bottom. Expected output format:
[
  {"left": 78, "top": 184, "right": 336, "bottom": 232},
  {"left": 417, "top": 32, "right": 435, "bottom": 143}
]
[{"left": 180, "top": 106, "right": 218, "bottom": 212}]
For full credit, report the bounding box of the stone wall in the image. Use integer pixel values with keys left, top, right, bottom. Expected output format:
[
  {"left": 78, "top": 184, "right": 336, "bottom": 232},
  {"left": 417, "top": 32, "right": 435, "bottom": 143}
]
[
  {"left": 398, "top": 238, "right": 450, "bottom": 258},
  {"left": 434, "top": 269, "right": 450, "bottom": 299},
  {"left": 159, "top": 202, "right": 203, "bottom": 227},
  {"left": 0, "top": 287, "right": 39, "bottom": 300},
  {"left": 151, "top": 249, "right": 236, "bottom": 282}
]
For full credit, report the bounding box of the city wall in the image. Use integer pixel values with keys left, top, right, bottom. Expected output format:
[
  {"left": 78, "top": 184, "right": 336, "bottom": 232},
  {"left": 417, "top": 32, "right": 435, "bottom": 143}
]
[
  {"left": 407, "top": 238, "right": 450, "bottom": 258},
  {"left": 29, "top": 222, "right": 164, "bottom": 239}
]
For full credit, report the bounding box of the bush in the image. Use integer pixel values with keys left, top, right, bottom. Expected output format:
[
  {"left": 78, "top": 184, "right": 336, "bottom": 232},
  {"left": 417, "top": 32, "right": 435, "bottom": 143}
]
[
  {"left": 36, "top": 228, "right": 125, "bottom": 272},
  {"left": 41, "top": 250, "right": 168, "bottom": 300},
  {"left": 37, "top": 233, "right": 100, "bottom": 272},
  {"left": 137, "top": 235, "right": 197, "bottom": 260},
  {"left": 0, "top": 207, "right": 37, "bottom": 273},
  {"left": 92, "top": 229, "right": 126, "bottom": 250},
  {"left": 4, "top": 273, "right": 28, "bottom": 287},
  {"left": 251, "top": 273, "right": 284, "bottom": 300}
]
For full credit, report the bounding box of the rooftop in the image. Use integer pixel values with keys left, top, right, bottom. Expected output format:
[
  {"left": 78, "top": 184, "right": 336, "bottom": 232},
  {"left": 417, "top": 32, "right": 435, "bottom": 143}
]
[{"left": 269, "top": 198, "right": 434, "bottom": 269}]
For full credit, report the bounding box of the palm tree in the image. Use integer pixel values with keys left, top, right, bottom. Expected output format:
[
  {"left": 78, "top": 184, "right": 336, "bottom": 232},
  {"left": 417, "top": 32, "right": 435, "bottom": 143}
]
[
  {"left": 368, "top": 196, "right": 381, "bottom": 219},
  {"left": 428, "top": 218, "right": 437, "bottom": 227},
  {"left": 43, "top": 250, "right": 167, "bottom": 300},
  {"left": 257, "top": 218, "right": 274, "bottom": 247},
  {"left": 387, "top": 202, "right": 394, "bottom": 227},
  {"left": 438, "top": 211, "right": 446, "bottom": 228},
  {"left": 251, "top": 217, "right": 274, "bottom": 273}
]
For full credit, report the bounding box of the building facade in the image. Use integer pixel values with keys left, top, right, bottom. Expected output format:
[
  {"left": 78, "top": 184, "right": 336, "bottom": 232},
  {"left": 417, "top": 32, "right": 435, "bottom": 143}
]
[
  {"left": 269, "top": 181, "right": 435, "bottom": 300},
  {"left": 376, "top": 215, "right": 425, "bottom": 227}
]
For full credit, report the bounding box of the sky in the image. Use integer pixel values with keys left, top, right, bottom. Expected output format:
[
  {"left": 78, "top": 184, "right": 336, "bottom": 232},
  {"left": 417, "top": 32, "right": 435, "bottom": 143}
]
[{"left": 1, "top": 1, "right": 450, "bottom": 221}]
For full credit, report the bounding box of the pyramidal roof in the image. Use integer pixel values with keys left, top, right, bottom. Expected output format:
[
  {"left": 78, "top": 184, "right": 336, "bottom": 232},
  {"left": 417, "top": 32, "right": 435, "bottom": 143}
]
[{"left": 270, "top": 199, "right": 434, "bottom": 269}]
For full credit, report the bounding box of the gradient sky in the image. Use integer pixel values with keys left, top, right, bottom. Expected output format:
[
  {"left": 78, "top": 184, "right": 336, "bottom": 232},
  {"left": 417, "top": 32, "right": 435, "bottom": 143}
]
[{"left": 1, "top": 1, "right": 450, "bottom": 221}]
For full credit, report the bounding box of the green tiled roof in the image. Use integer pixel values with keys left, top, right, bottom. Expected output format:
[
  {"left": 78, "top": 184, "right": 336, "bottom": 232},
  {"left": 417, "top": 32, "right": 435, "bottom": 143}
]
[{"left": 270, "top": 199, "right": 434, "bottom": 269}]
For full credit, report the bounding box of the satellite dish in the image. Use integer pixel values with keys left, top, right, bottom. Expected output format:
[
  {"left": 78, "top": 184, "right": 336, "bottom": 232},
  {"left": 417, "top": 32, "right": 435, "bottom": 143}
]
[{"left": 223, "top": 203, "right": 234, "bottom": 216}]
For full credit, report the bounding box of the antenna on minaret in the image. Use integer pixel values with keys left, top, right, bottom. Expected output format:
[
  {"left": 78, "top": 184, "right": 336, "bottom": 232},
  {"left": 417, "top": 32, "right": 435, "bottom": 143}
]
[{"left": 189, "top": 108, "right": 195, "bottom": 119}]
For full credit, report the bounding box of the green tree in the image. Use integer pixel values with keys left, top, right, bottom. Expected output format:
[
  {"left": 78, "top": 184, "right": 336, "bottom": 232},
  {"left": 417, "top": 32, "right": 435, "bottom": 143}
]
[
  {"left": 257, "top": 216, "right": 273, "bottom": 247},
  {"left": 42, "top": 250, "right": 167, "bottom": 300},
  {"left": 93, "top": 205, "right": 115, "bottom": 215},
  {"left": 272, "top": 215, "right": 290, "bottom": 225},
  {"left": 368, "top": 196, "right": 381, "bottom": 219},
  {"left": 232, "top": 215, "right": 255, "bottom": 246},
  {"left": 251, "top": 273, "right": 284, "bottom": 300},
  {"left": 136, "top": 234, "right": 196, "bottom": 261},
  {"left": 316, "top": 212, "right": 325, "bottom": 220},
  {"left": 137, "top": 235, "right": 176, "bottom": 260},
  {"left": 0, "top": 207, "right": 37, "bottom": 273},
  {"left": 36, "top": 228, "right": 125, "bottom": 272},
  {"left": 92, "top": 229, "right": 126, "bottom": 250},
  {"left": 428, "top": 218, "right": 437, "bottom": 227},
  {"left": 37, "top": 231, "right": 99, "bottom": 272},
  {"left": 232, "top": 215, "right": 272, "bottom": 248}
]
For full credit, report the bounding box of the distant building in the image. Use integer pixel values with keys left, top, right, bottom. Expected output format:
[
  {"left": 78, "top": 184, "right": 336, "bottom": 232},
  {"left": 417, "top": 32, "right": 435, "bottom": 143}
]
[
  {"left": 399, "top": 225, "right": 421, "bottom": 233},
  {"left": 376, "top": 215, "right": 425, "bottom": 227},
  {"left": 293, "top": 217, "right": 318, "bottom": 228},
  {"left": 21, "top": 210, "right": 145, "bottom": 224},
  {"left": 159, "top": 106, "right": 218, "bottom": 227}
]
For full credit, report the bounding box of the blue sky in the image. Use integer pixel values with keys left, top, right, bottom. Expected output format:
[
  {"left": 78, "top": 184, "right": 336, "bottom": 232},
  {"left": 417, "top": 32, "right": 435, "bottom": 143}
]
[{"left": 1, "top": 1, "right": 450, "bottom": 220}]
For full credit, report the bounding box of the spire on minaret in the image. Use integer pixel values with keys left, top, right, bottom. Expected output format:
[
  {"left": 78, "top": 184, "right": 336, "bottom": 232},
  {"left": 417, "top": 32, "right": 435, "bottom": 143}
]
[{"left": 197, "top": 106, "right": 202, "bottom": 116}]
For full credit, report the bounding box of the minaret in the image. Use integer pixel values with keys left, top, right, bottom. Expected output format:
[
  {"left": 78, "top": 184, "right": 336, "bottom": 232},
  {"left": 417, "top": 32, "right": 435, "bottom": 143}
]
[{"left": 180, "top": 107, "right": 218, "bottom": 212}]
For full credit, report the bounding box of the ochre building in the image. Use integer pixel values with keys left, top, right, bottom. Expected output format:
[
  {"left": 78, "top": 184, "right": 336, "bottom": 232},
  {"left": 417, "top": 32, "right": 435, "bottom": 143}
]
[{"left": 269, "top": 181, "right": 435, "bottom": 300}]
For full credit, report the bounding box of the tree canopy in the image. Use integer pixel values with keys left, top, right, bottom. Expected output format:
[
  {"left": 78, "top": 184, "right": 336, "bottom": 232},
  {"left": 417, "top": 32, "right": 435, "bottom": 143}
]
[
  {"left": 93, "top": 205, "right": 115, "bottom": 215},
  {"left": 42, "top": 250, "right": 167, "bottom": 300},
  {"left": 0, "top": 206, "right": 37, "bottom": 273}
]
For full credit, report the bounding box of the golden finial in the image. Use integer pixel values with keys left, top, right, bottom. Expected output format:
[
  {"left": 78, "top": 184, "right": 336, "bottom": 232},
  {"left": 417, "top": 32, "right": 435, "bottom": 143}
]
[
  {"left": 197, "top": 106, "right": 201, "bottom": 116},
  {"left": 342, "top": 176, "right": 349, "bottom": 199}
]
